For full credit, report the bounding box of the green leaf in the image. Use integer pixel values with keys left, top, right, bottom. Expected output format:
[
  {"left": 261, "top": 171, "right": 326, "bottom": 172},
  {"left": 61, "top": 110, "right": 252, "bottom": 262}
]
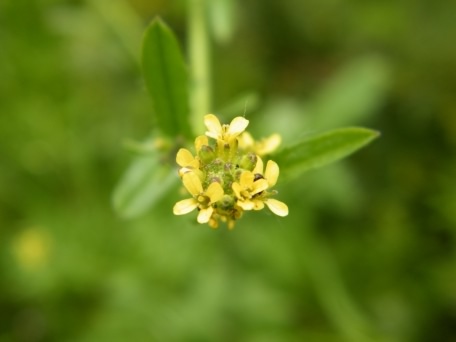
[
  {"left": 142, "top": 18, "right": 191, "bottom": 138},
  {"left": 274, "top": 127, "right": 380, "bottom": 180},
  {"left": 309, "top": 56, "right": 391, "bottom": 129},
  {"left": 112, "top": 154, "right": 178, "bottom": 218}
]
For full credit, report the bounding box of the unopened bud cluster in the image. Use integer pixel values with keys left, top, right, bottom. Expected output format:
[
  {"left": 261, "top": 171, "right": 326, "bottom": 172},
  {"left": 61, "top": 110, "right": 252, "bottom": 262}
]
[{"left": 173, "top": 114, "right": 288, "bottom": 229}]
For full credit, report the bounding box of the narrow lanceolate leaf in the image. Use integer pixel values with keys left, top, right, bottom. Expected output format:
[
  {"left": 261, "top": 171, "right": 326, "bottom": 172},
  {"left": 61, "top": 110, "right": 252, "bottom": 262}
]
[
  {"left": 274, "top": 127, "right": 380, "bottom": 180},
  {"left": 142, "top": 18, "right": 191, "bottom": 138},
  {"left": 112, "top": 154, "right": 178, "bottom": 218}
]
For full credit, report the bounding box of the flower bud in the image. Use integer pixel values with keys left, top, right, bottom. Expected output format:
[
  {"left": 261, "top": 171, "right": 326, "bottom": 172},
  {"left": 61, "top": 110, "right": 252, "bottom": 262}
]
[
  {"left": 209, "top": 176, "right": 222, "bottom": 186},
  {"left": 198, "top": 145, "right": 215, "bottom": 163},
  {"left": 219, "top": 194, "right": 235, "bottom": 210},
  {"left": 239, "top": 152, "right": 257, "bottom": 171}
]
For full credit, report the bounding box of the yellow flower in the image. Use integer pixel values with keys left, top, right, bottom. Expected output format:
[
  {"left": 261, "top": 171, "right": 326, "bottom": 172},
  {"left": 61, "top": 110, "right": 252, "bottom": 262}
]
[
  {"left": 173, "top": 172, "right": 224, "bottom": 223},
  {"left": 176, "top": 148, "right": 200, "bottom": 178},
  {"left": 251, "top": 157, "right": 289, "bottom": 217},
  {"left": 204, "top": 114, "right": 249, "bottom": 144},
  {"left": 238, "top": 132, "right": 282, "bottom": 156},
  {"left": 232, "top": 171, "right": 269, "bottom": 210},
  {"left": 253, "top": 157, "right": 279, "bottom": 187},
  {"left": 176, "top": 135, "right": 209, "bottom": 177}
]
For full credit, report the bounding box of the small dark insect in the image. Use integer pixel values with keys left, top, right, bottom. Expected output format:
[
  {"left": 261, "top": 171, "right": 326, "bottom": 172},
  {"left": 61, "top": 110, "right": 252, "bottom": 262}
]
[{"left": 254, "top": 173, "right": 264, "bottom": 181}]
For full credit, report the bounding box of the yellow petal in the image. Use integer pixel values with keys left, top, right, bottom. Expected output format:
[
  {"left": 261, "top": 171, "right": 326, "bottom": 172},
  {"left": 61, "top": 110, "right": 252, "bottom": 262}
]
[
  {"left": 178, "top": 167, "right": 192, "bottom": 177},
  {"left": 204, "top": 114, "right": 222, "bottom": 139},
  {"left": 232, "top": 182, "right": 243, "bottom": 198},
  {"left": 240, "top": 171, "right": 254, "bottom": 188},
  {"left": 238, "top": 132, "right": 254, "bottom": 150},
  {"left": 195, "top": 135, "right": 209, "bottom": 152},
  {"left": 253, "top": 199, "right": 265, "bottom": 210},
  {"left": 197, "top": 207, "right": 213, "bottom": 223},
  {"left": 179, "top": 168, "right": 205, "bottom": 182},
  {"left": 264, "top": 160, "right": 279, "bottom": 187},
  {"left": 176, "top": 148, "right": 195, "bottom": 167},
  {"left": 237, "top": 200, "right": 254, "bottom": 210},
  {"left": 265, "top": 199, "right": 288, "bottom": 217},
  {"left": 173, "top": 198, "right": 198, "bottom": 215},
  {"left": 182, "top": 172, "right": 203, "bottom": 196},
  {"left": 257, "top": 134, "right": 281, "bottom": 155},
  {"left": 228, "top": 116, "right": 249, "bottom": 136},
  {"left": 252, "top": 179, "right": 268, "bottom": 195},
  {"left": 253, "top": 156, "right": 263, "bottom": 174},
  {"left": 206, "top": 182, "right": 224, "bottom": 203}
]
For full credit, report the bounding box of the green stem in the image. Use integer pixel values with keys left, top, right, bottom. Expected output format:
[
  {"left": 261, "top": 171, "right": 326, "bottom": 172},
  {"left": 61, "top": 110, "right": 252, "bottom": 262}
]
[{"left": 188, "top": 0, "right": 211, "bottom": 134}]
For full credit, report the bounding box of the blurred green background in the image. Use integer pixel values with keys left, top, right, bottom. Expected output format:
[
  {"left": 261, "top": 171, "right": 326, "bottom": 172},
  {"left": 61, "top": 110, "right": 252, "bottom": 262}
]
[{"left": 1, "top": 0, "right": 456, "bottom": 341}]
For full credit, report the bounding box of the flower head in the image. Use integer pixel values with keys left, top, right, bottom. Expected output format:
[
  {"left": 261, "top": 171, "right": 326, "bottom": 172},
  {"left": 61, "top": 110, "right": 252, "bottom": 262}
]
[{"left": 174, "top": 114, "right": 288, "bottom": 229}]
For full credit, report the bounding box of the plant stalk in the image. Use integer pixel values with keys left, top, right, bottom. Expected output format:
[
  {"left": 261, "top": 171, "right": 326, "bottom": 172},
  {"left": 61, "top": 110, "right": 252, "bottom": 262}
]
[{"left": 188, "top": 0, "right": 211, "bottom": 134}]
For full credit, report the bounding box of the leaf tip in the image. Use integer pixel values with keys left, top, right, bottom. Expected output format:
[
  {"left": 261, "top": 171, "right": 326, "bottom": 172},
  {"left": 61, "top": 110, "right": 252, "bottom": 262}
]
[
  {"left": 149, "top": 16, "right": 164, "bottom": 26},
  {"left": 366, "top": 128, "right": 381, "bottom": 142}
]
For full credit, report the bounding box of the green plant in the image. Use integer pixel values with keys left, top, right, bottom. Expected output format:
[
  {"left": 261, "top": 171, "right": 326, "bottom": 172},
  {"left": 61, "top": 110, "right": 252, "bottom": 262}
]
[{"left": 112, "top": 15, "right": 379, "bottom": 225}]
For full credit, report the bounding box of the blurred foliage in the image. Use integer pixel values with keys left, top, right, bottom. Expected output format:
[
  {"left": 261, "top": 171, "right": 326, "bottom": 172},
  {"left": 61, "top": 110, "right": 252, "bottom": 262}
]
[{"left": 1, "top": 0, "right": 456, "bottom": 341}]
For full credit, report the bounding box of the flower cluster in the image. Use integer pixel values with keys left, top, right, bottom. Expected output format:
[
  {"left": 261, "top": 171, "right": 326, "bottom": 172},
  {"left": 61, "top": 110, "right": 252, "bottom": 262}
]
[{"left": 173, "top": 114, "right": 288, "bottom": 229}]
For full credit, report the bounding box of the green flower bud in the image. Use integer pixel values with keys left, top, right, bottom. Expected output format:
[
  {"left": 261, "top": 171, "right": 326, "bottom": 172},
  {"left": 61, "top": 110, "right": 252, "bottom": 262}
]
[
  {"left": 209, "top": 176, "right": 222, "bottom": 186},
  {"left": 234, "top": 168, "right": 243, "bottom": 181},
  {"left": 198, "top": 145, "right": 216, "bottom": 163},
  {"left": 219, "top": 194, "right": 235, "bottom": 210},
  {"left": 239, "top": 152, "right": 257, "bottom": 171},
  {"left": 224, "top": 162, "right": 233, "bottom": 171}
]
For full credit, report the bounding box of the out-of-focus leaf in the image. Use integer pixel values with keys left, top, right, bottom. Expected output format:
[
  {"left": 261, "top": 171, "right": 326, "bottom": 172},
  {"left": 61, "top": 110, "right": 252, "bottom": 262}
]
[
  {"left": 112, "top": 154, "right": 177, "bottom": 218},
  {"left": 208, "top": 0, "right": 235, "bottom": 44},
  {"left": 142, "top": 18, "right": 191, "bottom": 138},
  {"left": 274, "top": 127, "right": 380, "bottom": 180},
  {"left": 310, "top": 56, "right": 391, "bottom": 129}
]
